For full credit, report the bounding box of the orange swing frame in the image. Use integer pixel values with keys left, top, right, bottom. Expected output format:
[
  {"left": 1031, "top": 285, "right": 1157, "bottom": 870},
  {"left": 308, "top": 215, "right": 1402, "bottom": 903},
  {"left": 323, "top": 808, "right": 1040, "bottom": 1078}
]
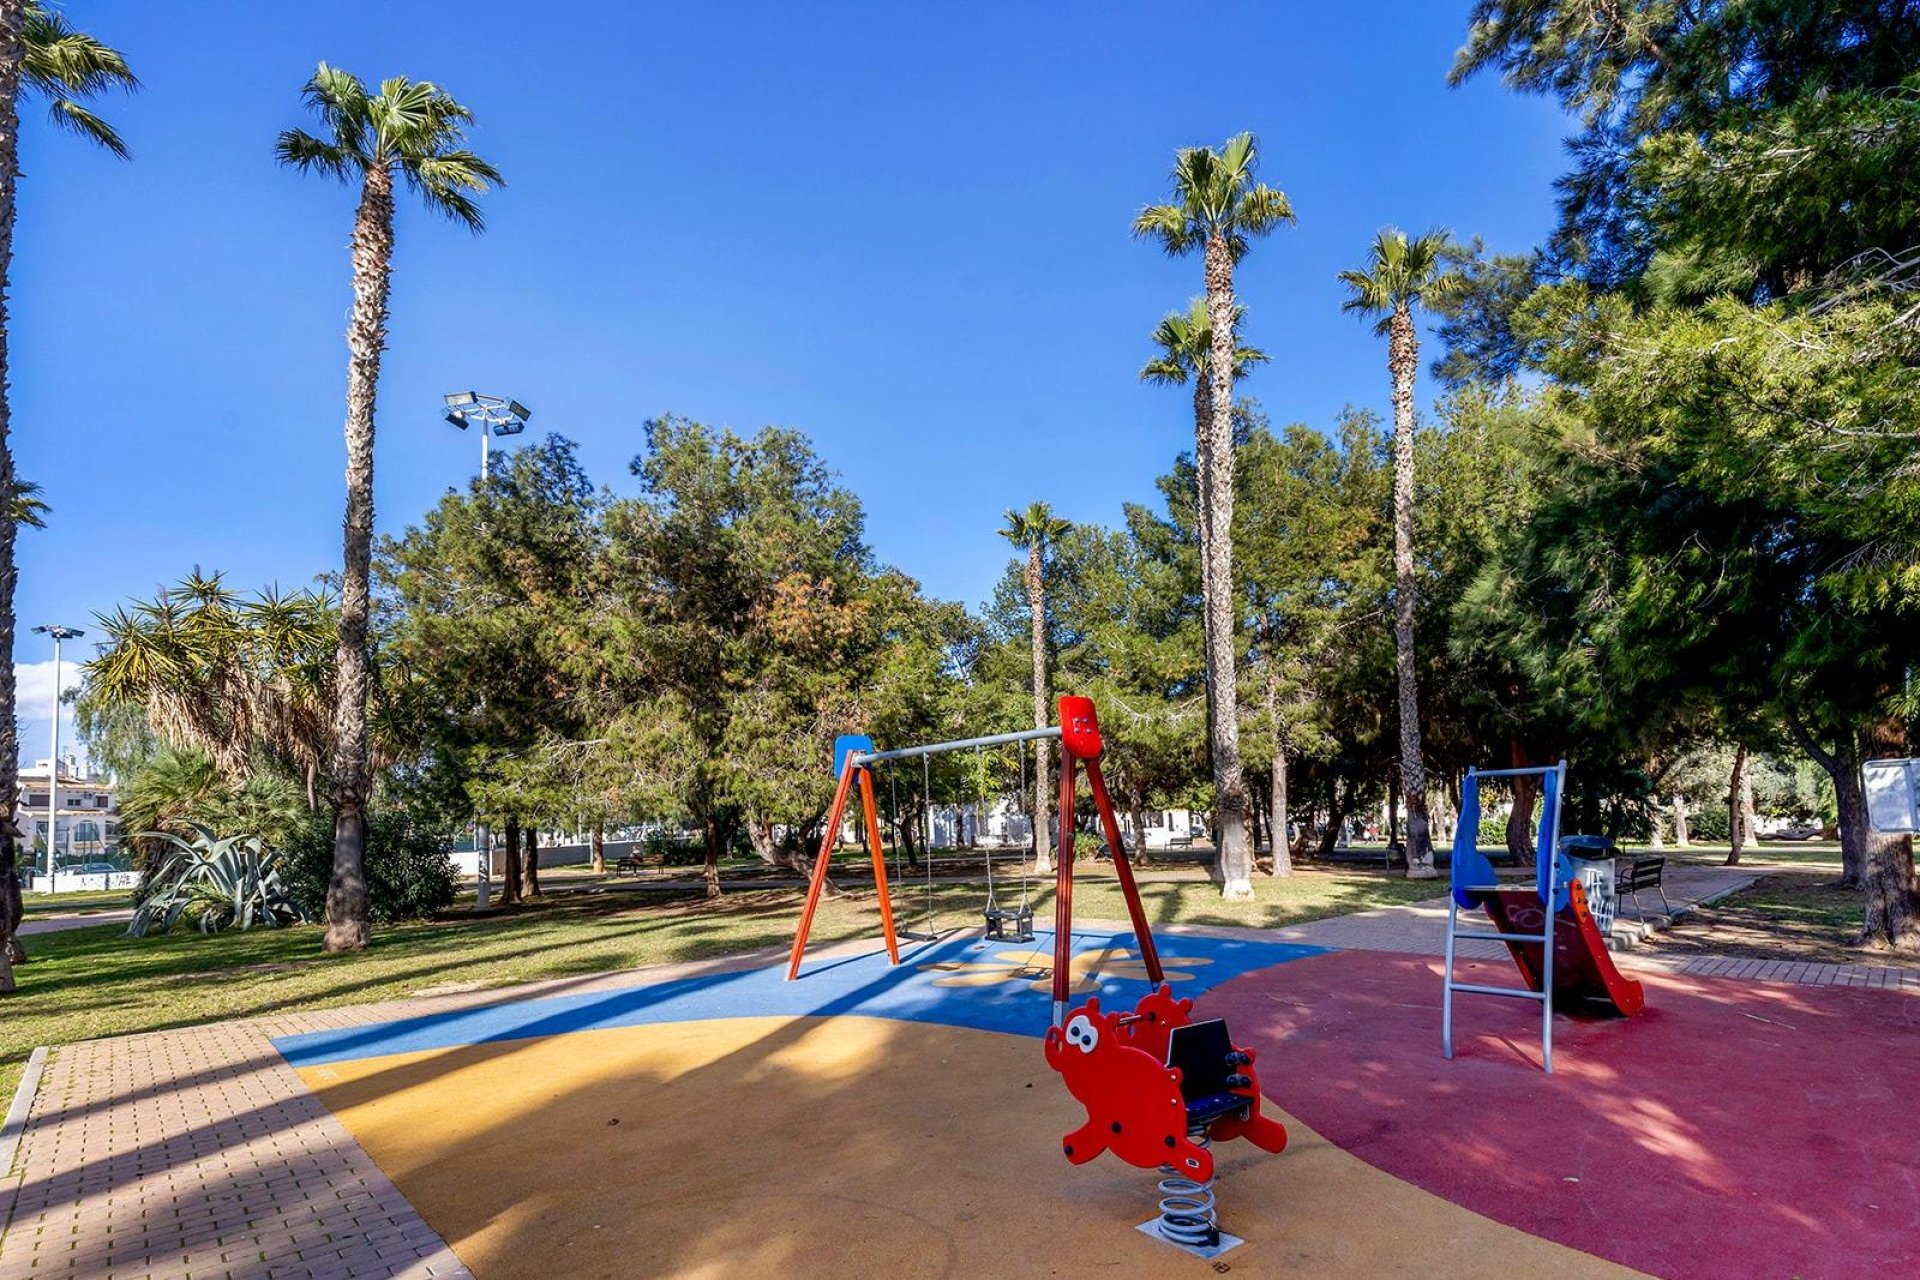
[{"left": 786, "top": 695, "right": 1163, "bottom": 1026}]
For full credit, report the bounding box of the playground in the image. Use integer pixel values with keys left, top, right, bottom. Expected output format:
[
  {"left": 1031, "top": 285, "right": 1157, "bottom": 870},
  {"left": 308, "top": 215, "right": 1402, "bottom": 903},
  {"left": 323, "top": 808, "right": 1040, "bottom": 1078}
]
[{"left": 3, "top": 701, "right": 1916, "bottom": 1278}]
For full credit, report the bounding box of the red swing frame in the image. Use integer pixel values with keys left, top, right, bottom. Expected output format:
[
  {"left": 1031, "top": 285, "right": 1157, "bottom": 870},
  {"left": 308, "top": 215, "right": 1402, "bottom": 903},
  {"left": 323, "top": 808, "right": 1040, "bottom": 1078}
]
[{"left": 785, "top": 695, "right": 1164, "bottom": 1025}]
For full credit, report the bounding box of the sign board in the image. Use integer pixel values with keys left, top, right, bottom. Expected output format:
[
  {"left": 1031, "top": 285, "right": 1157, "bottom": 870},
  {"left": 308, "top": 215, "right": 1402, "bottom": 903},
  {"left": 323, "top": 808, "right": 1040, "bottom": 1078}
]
[{"left": 1863, "top": 758, "right": 1919, "bottom": 835}]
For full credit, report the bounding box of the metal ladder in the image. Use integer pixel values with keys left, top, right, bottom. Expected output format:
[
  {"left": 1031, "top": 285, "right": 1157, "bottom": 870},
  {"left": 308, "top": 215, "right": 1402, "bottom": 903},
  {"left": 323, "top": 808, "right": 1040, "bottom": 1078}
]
[{"left": 1441, "top": 762, "right": 1564, "bottom": 1075}]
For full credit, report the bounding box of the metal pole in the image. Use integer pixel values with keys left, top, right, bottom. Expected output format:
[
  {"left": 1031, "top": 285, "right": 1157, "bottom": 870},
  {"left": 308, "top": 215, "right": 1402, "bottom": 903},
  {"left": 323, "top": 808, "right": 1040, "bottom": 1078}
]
[
  {"left": 481, "top": 427, "right": 490, "bottom": 481},
  {"left": 851, "top": 725, "right": 1061, "bottom": 767},
  {"left": 475, "top": 822, "right": 491, "bottom": 911},
  {"left": 46, "top": 633, "right": 60, "bottom": 885}
]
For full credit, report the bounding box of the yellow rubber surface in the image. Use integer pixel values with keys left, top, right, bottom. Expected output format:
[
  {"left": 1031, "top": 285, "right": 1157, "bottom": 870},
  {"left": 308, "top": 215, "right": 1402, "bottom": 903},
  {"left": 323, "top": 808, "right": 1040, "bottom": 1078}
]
[{"left": 297, "top": 1016, "right": 1642, "bottom": 1278}]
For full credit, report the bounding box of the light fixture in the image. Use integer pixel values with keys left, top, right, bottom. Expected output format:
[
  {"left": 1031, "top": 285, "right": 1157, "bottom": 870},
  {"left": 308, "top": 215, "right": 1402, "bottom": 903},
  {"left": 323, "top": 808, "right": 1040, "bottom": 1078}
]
[
  {"left": 444, "top": 391, "right": 480, "bottom": 408},
  {"left": 444, "top": 410, "right": 470, "bottom": 429}
]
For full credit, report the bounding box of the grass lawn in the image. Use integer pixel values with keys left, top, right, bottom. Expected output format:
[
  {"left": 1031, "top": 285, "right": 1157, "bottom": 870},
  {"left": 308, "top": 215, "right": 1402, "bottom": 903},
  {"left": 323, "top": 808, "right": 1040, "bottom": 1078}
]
[
  {"left": 0, "top": 861, "right": 1425, "bottom": 1101},
  {"left": 1646, "top": 863, "right": 1914, "bottom": 970}
]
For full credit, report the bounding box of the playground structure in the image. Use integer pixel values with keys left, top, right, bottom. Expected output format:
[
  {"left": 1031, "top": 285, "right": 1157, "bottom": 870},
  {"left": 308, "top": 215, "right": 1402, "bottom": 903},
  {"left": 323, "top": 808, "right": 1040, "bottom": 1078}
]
[
  {"left": 786, "top": 695, "right": 1288, "bottom": 1253},
  {"left": 1443, "top": 762, "right": 1647, "bottom": 1073}
]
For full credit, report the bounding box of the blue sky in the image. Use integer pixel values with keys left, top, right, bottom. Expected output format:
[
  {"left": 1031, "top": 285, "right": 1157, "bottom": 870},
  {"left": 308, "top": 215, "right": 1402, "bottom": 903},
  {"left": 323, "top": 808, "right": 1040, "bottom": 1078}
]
[{"left": 10, "top": 1, "right": 1570, "bottom": 763}]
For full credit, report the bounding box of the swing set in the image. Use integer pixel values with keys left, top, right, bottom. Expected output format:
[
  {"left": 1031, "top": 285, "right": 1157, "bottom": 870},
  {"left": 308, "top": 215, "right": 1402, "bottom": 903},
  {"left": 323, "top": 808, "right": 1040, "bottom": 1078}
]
[
  {"left": 786, "top": 696, "right": 1163, "bottom": 1026},
  {"left": 785, "top": 696, "right": 1288, "bottom": 1255},
  {"left": 879, "top": 739, "right": 1037, "bottom": 944}
]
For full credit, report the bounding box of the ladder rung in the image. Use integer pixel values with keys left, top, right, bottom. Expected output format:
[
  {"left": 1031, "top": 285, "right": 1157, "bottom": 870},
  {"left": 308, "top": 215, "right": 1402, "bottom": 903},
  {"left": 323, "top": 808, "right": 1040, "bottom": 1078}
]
[
  {"left": 1447, "top": 981, "right": 1548, "bottom": 1001},
  {"left": 1454, "top": 930, "right": 1546, "bottom": 943},
  {"left": 1457, "top": 884, "right": 1509, "bottom": 893}
]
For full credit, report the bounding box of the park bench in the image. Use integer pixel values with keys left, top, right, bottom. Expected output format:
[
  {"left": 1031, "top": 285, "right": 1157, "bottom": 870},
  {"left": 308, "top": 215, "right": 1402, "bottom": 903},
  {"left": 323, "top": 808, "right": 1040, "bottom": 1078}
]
[
  {"left": 613, "top": 852, "right": 647, "bottom": 876},
  {"left": 1618, "top": 855, "right": 1672, "bottom": 920}
]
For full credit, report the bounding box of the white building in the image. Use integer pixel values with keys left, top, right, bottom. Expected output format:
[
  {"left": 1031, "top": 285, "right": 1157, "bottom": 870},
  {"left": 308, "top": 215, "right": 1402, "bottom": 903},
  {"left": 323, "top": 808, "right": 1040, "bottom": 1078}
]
[{"left": 14, "top": 755, "right": 130, "bottom": 890}]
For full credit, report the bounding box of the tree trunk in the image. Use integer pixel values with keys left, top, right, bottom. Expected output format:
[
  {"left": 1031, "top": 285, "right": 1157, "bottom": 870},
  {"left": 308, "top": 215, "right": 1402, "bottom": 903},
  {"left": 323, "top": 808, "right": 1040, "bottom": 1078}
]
[
  {"left": 323, "top": 162, "right": 395, "bottom": 954},
  {"left": 1385, "top": 302, "right": 1436, "bottom": 878},
  {"left": 1192, "top": 376, "right": 1219, "bottom": 798},
  {"left": 701, "top": 815, "right": 722, "bottom": 899},
  {"left": 1857, "top": 718, "right": 1918, "bottom": 949},
  {"left": 1742, "top": 764, "right": 1760, "bottom": 851},
  {"left": 1026, "top": 544, "right": 1053, "bottom": 876},
  {"left": 501, "top": 817, "right": 522, "bottom": 904},
  {"left": 1200, "top": 231, "right": 1254, "bottom": 899},
  {"left": 1673, "top": 795, "right": 1691, "bottom": 847},
  {"left": 1318, "top": 780, "right": 1350, "bottom": 859},
  {"left": 1506, "top": 738, "right": 1537, "bottom": 862},
  {"left": 1649, "top": 799, "right": 1666, "bottom": 850},
  {"left": 0, "top": 2, "right": 25, "bottom": 993},
  {"left": 1130, "top": 800, "right": 1147, "bottom": 866},
  {"left": 1387, "top": 769, "right": 1402, "bottom": 852},
  {"left": 1786, "top": 713, "right": 1861, "bottom": 887},
  {"left": 521, "top": 825, "right": 540, "bottom": 897},
  {"left": 590, "top": 822, "right": 605, "bottom": 874},
  {"left": 746, "top": 814, "right": 778, "bottom": 866},
  {"left": 1726, "top": 745, "right": 1749, "bottom": 866},
  {"left": 1270, "top": 746, "right": 1293, "bottom": 877}
]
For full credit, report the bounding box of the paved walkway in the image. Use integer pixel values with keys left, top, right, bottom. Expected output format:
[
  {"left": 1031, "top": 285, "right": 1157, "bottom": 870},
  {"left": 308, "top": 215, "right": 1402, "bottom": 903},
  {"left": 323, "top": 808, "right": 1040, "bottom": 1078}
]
[
  {"left": 17, "top": 911, "right": 134, "bottom": 937},
  {"left": 5, "top": 868, "right": 1913, "bottom": 1278},
  {"left": 0, "top": 943, "right": 815, "bottom": 1280}
]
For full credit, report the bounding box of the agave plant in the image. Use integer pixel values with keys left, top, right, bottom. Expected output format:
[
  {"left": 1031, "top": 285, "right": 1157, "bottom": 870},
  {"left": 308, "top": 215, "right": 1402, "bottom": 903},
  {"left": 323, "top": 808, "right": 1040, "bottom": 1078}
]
[{"left": 127, "top": 825, "right": 309, "bottom": 937}]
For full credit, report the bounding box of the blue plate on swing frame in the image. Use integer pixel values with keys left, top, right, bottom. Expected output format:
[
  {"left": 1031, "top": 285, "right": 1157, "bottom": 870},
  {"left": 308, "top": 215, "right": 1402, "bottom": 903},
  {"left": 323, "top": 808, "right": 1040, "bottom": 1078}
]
[{"left": 833, "top": 735, "right": 874, "bottom": 777}]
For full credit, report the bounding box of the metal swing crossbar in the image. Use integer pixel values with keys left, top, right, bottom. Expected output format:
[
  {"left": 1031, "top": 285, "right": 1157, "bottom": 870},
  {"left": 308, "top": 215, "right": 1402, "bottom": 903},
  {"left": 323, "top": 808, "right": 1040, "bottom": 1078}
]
[{"left": 786, "top": 696, "right": 1165, "bottom": 1029}]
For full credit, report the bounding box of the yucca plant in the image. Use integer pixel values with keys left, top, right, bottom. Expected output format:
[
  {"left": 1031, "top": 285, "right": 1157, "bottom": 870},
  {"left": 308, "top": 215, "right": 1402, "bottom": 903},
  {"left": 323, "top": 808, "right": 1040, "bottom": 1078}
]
[{"left": 127, "top": 825, "right": 308, "bottom": 937}]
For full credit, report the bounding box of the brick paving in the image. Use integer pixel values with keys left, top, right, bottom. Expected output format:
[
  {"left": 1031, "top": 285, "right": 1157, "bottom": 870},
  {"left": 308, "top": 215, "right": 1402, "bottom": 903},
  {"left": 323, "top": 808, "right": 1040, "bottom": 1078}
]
[
  {"left": 4, "top": 875, "right": 1914, "bottom": 1279},
  {"left": 0, "top": 944, "right": 799, "bottom": 1280}
]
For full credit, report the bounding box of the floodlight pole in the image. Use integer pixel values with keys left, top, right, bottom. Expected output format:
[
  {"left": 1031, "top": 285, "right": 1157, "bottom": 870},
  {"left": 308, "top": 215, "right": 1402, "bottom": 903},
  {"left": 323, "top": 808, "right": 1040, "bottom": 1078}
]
[
  {"left": 441, "top": 391, "right": 533, "bottom": 482},
  {"left": 31, "top": 625, "right": 82, "bottom": 886}
]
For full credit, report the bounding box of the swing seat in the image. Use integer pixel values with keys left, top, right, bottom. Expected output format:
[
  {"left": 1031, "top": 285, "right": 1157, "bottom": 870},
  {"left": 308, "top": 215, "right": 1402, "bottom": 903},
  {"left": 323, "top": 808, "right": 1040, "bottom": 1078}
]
[{"left": 984, "top": 904, "right": 1035, "bottom": 942}]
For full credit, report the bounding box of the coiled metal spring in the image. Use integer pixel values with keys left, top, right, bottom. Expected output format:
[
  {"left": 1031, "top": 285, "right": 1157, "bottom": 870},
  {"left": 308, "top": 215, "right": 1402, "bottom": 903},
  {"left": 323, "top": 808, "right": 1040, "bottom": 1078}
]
[{"left": 1153, "top": 1130, "right": 1218, "bottom": 1249}]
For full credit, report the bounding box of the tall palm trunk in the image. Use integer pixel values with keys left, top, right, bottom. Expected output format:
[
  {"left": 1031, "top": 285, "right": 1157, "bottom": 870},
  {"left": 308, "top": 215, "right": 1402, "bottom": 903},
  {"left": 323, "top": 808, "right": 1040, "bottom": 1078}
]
[
  {"left": 0, "top": 3, "right": 22, "bottom": 990},
  {"left": 1026, "top": 543, "right": 1052, "bottom": 875},
  {"left": 1201, "top": 231, "right": 1254, "bottom": 899},
  {"left": 324, "top": 163, "right": 394, "bottom": 952},
  {"left": 1387, "top": 301, "right": 1436, "bottom": 879}
]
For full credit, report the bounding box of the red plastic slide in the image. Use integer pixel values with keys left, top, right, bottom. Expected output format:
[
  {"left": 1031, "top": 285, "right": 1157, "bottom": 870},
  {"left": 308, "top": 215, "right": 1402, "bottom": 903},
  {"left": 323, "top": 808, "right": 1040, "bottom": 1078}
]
[{"left": 1471, "top": 881, "right": 1645, "bottom": 1016}]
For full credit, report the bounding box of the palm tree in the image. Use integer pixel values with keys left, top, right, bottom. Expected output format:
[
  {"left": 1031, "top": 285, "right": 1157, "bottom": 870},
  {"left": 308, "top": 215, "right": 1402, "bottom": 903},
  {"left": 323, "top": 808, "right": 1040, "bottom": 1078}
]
[
  {"left": 0, "top": 2, "right": 136, "bottom": 993},
  {"left": 8, "top": 476, "right": 45, "bottom": 526},
  {"left": 999, "top": 503, "right": 1071, "bottom": 876},
  {"left": 1140, "top": 296, "right": 1267, "bottom": 594},
  {"left": 84, "top": 575, "right": 340, "bottom": 787},
  {"left": 1133, "top": 132, "right": 1293, "bottom": 900},
  {"left": 277, "top": 65, "right": 501, "bottom": 953},
  {"left": 1338, "top": 228, "right": 1456, "bottom": 880}
]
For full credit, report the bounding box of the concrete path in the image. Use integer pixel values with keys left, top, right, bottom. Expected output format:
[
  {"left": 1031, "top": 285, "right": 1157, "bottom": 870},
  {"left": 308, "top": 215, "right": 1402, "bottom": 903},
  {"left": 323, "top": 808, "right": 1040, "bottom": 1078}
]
[{"left": 17, "top": 910, "right": 133, "bottom": 937}]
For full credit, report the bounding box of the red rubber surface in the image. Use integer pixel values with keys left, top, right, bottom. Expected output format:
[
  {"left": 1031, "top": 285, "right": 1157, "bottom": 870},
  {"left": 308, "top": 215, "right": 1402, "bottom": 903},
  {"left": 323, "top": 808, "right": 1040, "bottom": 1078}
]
[{"left": 1209, "top": 948, "right": 1920, "bottom": 1279}]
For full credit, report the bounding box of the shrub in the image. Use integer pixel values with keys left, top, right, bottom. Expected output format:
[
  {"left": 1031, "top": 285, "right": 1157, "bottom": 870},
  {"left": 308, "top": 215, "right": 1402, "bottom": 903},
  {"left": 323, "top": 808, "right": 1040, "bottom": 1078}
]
[
  {"left": 1686, "top": 805, "right": 1731, "bottom": 842},
  {"left": 127, "top": 826, "right": 307, "bottom": 937},
  {"left": 284, "top": 808, "right": 459, "bottom": 923}
]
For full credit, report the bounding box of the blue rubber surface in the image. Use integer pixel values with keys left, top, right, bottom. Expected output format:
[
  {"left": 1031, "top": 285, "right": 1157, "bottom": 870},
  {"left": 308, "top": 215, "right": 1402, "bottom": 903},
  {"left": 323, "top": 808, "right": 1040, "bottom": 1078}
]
[{"left": 273, "top": 929, "right": 1323, "bottom": 1068}]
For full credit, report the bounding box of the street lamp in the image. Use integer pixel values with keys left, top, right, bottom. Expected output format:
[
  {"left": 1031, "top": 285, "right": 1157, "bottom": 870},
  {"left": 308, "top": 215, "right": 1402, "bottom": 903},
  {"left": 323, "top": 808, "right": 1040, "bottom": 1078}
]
[
  {"left": 441, "top": 391, "right": 532, "bottom": 480},
  {"left": 31, "top": 624, "right": 83, "bottom": 885}
]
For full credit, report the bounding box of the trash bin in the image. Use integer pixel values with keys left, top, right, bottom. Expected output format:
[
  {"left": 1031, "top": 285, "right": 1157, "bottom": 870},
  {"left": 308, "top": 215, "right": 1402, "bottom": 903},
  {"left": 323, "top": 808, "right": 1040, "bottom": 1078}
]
[{"left": 1560, "top": 835, "right": 1619, "bottom": 935}]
